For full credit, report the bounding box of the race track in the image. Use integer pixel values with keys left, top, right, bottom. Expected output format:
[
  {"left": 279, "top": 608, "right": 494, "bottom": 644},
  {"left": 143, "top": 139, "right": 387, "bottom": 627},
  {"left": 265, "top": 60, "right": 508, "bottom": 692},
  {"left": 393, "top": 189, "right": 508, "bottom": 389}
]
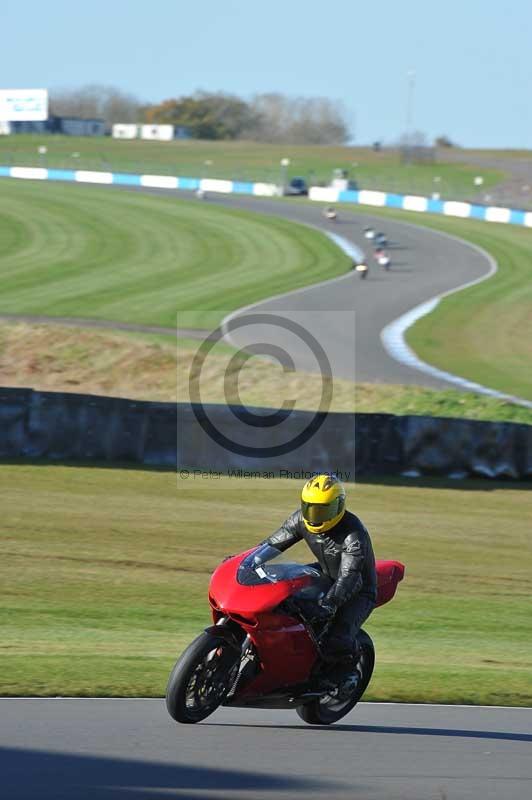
[
  {"left": 124, "top": 187, "right": 494, "bottom": 390},
  {"left": 2, "top": 699, "right": 530, "bottom": 799},
  {"left": 1, "top": 179, "right": 496, "bottom": 391}
]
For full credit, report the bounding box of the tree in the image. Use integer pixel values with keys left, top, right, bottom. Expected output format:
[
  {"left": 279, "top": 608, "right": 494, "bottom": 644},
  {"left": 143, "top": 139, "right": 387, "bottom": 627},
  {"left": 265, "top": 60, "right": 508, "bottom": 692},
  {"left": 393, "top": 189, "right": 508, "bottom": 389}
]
[
  {"left": 145, "top": 91, "right": 256, "bottom": 140},
  {"left": 50, "top": 85, "right": 142, "bottom": 127},
  {"left": 144, "top": 90, "right": 351, "bottom": 143},
  {"left": 249, "top": 94, "right": 350, "bottom": 145}
]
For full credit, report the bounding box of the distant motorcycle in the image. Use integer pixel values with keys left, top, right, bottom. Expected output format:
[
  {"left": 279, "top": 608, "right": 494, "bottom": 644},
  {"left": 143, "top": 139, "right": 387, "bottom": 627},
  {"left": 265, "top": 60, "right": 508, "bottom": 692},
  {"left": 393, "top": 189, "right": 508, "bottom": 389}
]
[
  {"left": 166, "top": 545, "right": 404, "bottom": 725},
  {"left": 323, "top": 206, "right": 338, "bottom": 221},
  {"left": 364, "top": 227, "right": 375, "bottom": 240},
  {"left": 355, "top": 263, "right": 369, "bottom": 280},
  {"left": 373, "top": 249, "right": 391, "bottom": 270}
]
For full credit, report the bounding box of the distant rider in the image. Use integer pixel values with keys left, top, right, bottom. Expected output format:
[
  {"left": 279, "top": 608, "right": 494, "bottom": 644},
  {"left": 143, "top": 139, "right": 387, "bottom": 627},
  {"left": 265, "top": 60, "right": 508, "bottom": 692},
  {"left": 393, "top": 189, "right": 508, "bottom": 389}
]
[{"left": 260, "top": 474, "right": 377, "bottom": 656}]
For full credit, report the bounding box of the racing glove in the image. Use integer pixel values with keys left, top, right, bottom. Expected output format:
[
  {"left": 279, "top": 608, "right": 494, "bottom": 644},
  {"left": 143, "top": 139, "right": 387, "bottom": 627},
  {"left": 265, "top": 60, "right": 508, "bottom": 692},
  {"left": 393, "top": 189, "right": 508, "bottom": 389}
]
[{"left": 315, "top": 597, "right": 339, "bottom": 620}]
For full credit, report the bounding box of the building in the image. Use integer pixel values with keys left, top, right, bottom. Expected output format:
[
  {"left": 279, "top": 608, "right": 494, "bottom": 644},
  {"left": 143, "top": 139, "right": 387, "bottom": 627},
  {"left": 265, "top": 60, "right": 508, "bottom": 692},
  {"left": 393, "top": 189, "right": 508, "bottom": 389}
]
[{"left": 7, "top": 116, "right": 106, "bottom": 136}]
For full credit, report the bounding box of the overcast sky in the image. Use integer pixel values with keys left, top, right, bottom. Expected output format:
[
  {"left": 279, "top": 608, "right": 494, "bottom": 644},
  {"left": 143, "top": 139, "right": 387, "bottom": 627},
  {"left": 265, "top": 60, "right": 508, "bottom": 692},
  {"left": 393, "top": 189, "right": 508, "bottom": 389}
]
[{"left": 3, "top": 0, "right": 531, "bottom": 148}]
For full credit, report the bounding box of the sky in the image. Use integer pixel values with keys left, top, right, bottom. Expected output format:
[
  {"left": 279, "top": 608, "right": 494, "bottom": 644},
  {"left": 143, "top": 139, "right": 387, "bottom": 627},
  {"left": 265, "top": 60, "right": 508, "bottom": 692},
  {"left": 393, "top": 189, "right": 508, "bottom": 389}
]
[{"left": 2, "top": 0, "right": 532, "bottom": 148}]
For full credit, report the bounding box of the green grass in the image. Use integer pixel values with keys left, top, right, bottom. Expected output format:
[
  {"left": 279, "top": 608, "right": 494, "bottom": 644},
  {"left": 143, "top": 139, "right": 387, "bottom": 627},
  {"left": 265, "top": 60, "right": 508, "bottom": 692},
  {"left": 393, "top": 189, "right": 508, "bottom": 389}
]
[
  {"left": 0, "top": 135, "right": 506, "bottom": 199},
  {"left": 0, "top": 179, "right": 349, "bottom": 328},
  {"left": 1, "top": 464, "right": 530, "bottom": 704},
  {"left": 333, "top": 202, "right": 532, "bottom": 402},
  {"left": 405, "top": 223, "right": 532, "bottom": 401}
]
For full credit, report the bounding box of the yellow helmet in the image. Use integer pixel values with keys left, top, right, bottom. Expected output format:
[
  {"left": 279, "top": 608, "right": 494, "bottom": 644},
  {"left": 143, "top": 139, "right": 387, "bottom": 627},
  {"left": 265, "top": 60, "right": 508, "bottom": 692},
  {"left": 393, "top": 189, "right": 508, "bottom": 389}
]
[{"left": 301, "top": 474, "right": 346, "bottom": 534}]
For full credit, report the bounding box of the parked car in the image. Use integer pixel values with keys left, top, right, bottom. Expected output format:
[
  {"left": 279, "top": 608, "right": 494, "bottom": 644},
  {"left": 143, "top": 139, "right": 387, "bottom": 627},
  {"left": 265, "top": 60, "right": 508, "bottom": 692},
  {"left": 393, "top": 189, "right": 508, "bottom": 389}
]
[{"left": 284, "top": 177, "right": 309, "bottom": 196}]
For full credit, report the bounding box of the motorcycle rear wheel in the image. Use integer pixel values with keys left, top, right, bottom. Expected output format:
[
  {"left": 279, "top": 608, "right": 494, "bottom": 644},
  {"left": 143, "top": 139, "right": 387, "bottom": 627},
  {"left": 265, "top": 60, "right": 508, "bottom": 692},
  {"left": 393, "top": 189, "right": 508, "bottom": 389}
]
[
  {"left": 166, "top": 632, "right": 240, "bottom": 724},
  {"left": 296, "top": 630, "right": 375, "bottom": 725}
]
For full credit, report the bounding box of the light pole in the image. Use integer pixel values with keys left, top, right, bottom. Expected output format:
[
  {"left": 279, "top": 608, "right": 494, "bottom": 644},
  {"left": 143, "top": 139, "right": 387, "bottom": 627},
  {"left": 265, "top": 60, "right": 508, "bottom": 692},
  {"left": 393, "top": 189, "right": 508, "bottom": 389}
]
[{"left": 280, "top": 157, "right": 290, "bottom": 194}]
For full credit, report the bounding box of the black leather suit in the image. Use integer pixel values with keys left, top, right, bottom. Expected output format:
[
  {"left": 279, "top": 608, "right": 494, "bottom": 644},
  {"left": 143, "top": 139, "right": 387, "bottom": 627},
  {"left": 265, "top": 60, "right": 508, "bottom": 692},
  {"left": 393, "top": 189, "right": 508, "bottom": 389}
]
[{"left": 263, "top": 509, "right": 377, "bottom": 652}]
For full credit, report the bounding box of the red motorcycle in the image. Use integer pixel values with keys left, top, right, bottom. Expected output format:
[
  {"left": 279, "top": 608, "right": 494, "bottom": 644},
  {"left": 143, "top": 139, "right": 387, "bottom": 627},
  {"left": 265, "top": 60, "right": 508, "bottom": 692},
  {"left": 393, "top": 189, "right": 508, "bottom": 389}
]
[{"left": 166, "top": 544, "right": 404, "bottom": 725}]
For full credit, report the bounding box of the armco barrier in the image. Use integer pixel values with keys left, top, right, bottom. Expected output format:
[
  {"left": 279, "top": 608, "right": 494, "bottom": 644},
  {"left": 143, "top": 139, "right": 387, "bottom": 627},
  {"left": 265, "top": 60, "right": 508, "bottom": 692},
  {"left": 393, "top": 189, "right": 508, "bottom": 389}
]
[
  {"left": 2, "top": 165, "right": 532, "bottom": 226},
  {"left": 1, "top": 387, "right": 531, "bottom": 480}
]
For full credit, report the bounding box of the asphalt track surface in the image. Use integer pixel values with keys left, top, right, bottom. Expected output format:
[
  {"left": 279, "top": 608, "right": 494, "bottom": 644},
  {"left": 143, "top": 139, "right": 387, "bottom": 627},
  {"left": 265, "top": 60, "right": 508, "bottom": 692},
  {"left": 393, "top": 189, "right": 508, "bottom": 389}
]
[
  {"left": 1, "top": 699, "right": 530, "bottom": 800},
  {"left": 119, "top": 186, "right": 493, "bottom": 390}
]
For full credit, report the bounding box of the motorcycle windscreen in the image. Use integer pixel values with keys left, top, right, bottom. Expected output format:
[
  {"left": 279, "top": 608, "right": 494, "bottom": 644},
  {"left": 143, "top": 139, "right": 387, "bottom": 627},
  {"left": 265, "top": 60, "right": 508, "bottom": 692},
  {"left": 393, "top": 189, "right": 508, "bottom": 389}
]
[{"left": 237, "top": 544, "right": 321, "bottom": 586}]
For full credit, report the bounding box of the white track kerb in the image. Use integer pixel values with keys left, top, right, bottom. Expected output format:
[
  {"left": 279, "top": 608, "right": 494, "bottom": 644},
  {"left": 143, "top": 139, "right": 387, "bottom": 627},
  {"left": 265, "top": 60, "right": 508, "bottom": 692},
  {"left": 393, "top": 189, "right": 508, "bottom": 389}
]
[{"left": 2, "top": 165, "right": 531, "bottom": 406}]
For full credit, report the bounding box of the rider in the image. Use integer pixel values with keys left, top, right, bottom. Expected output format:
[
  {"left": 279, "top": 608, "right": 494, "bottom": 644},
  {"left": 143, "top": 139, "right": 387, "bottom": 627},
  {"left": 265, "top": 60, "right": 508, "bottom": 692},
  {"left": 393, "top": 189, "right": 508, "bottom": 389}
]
[{"left": 260, "top": 474, "right": 377, "bottom": 656}]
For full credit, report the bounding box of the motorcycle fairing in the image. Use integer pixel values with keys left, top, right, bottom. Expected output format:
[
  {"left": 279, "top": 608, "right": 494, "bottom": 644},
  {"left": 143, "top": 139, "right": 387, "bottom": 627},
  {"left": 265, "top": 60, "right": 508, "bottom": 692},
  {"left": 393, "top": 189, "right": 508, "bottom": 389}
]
[{"left": 208, "top": 549, "right": 405, "bottom": 700}]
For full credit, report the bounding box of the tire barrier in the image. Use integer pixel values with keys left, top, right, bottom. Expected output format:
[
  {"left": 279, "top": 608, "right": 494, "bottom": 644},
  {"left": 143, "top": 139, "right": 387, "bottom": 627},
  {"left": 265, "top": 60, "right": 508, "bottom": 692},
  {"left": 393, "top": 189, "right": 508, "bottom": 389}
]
[{"left": 1, "top": 387, "right": 531, "bottom": 480}]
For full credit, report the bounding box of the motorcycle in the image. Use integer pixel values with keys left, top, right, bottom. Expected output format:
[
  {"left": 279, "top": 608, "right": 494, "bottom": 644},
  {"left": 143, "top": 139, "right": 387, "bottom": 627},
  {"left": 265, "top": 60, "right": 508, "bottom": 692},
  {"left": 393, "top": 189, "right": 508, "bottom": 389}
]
[
  {"left": 166, "top": 544, "right": 404, "bottom": 725},
  {"left": 323, "top": 206, "right": 338, "bottom": 221},
  {"left": 354, "top": 262, "right": 369, "bottom": 279}
]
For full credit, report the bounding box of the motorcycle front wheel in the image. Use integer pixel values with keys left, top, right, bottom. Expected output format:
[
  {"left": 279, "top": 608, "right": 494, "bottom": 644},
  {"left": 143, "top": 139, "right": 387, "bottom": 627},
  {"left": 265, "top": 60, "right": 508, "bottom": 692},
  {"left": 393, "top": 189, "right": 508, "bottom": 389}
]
[
  {"left": 166, "top": 632, "right": 240, "bottom": 724},
  {"left": 296, "top": 629, "right": 375, "bottom": 725}
]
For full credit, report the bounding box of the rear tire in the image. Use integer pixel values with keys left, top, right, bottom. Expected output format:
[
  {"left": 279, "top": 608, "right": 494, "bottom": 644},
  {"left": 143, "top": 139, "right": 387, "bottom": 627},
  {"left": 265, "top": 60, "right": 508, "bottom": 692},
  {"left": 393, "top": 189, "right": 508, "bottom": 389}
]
[
  {"left": 166, "top": 632, "right": 240, "bottom": 724},
  {"left": 296, "top": 630, "right": 375, "bottom": 725}
]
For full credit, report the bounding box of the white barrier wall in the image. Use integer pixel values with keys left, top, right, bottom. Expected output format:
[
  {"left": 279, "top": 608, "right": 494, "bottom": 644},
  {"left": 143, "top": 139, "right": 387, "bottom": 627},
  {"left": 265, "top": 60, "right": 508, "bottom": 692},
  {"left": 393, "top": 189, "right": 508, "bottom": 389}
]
[
  {"left": 253, "top": 182, "right": 282, "bottom": 197},
  {"left": 1, "top": 166, "right": 530, "bottom": 229},
  {"left": 200, "top": 178, "right": 233, "bottom": 193},
  {"left": 140, "top": 125, "right": 174, "bottom": 141},
  {"left": 112, "top": 124, "right": 138, "bottom": 139},
  {"left": 140, "top": 174, "right": 178, "bottom": 189},
  {"left": 309, "top": 186, "right": 341, "bottom": 203}
]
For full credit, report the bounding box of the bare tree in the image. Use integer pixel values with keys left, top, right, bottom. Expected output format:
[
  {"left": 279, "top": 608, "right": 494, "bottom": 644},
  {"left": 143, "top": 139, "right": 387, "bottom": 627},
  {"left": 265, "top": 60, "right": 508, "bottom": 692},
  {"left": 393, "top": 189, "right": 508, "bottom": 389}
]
[
  {"left": 396, "top": 130, "right": 429, "bottom": 147},
  {"left": 50, "top": 85, "right": 142, "bottom": 127},
  {"left": 248, "top": 94, "right": 350, "bottom": 144}
]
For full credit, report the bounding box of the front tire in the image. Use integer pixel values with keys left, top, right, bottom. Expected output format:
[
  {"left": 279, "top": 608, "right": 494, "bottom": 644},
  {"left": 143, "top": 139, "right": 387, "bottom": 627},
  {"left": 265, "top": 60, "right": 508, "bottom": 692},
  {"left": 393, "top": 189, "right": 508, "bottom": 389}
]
[
  {"left": 296, "top": 630, "right": 375, "bottom": 725},
  {"left": 166, "top": 632, "right": 240, "bottom": 724}
]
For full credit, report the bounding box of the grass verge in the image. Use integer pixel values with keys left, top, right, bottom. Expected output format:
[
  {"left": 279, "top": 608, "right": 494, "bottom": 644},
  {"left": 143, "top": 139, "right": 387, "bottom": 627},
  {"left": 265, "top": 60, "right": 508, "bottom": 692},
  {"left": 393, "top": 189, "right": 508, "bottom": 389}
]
[
  {"left": 0, "top": 179, "right": 349, "bottom": 328},
  {"left": 1, "top": 323, "right": 530, "bottom": 423},
  {"left": 0, "top": 135, "right": 505, "bottom": 198},
  {"left": 1, "top": 464, "right": 530, "bottom": 704}
]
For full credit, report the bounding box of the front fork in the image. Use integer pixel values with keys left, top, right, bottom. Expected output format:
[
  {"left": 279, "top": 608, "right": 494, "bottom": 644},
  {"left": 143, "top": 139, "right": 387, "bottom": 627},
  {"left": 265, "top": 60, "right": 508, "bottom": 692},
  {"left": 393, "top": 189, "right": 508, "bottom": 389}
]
[{"left": 204, "top": 617, "right": 252, "bottom": 663}]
